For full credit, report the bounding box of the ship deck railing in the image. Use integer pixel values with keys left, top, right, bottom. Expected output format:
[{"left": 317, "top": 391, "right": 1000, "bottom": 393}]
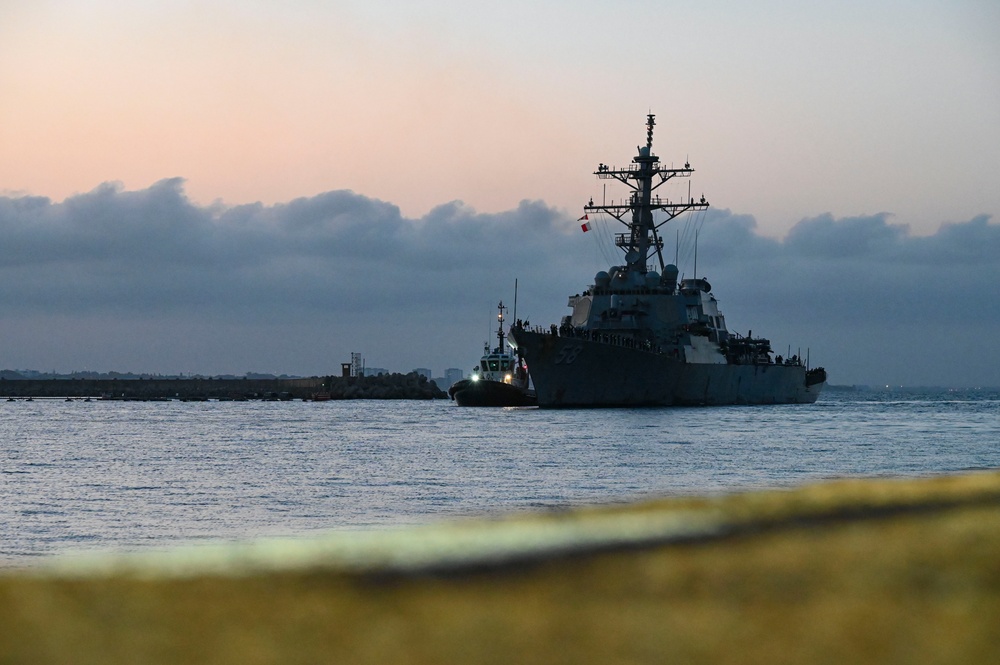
[{"left": 518, "top": 323, "right": 800, "bottom": 367}]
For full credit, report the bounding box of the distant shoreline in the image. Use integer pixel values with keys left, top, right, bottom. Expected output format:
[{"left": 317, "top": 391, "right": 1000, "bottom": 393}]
[{"left": 0, "top": 373, "right": 446, "bottom": 401}]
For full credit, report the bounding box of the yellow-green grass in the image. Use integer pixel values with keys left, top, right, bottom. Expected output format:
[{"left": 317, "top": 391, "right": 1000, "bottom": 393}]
[{"left": 3, "top": 472, "right": 999, "bottom": 664}]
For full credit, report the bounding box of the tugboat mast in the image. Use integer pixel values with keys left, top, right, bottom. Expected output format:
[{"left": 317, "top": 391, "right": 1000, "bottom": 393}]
[
  {"left": 583, "top": 113, "right": 710, "bottom": 273},
  {"left": 495, "top": 300, "right": 508, "bottom": 352}
]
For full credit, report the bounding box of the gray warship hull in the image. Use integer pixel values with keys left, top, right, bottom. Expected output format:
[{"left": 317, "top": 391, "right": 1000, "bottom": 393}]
[{"left": 511, "top": 330, "right": 824, "bottom": 407}]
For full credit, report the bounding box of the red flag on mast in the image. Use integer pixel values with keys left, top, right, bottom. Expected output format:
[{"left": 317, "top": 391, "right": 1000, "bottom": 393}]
[{"left": 578, "top": 214, "right": 591, "bottom": 232}]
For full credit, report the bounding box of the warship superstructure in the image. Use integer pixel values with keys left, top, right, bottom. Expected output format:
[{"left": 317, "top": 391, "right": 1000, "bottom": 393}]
[{"left": 509, "top": 114, "right": 826, "bottom": 407}]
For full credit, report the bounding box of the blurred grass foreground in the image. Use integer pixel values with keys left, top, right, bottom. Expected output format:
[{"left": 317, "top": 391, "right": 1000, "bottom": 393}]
[{"left": 3, "top": 471, "right": 999, "bottom": 664}]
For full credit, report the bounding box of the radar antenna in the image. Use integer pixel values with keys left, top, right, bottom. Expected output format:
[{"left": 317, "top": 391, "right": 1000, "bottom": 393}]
[{"left": 584, "top": 114, "right": 710, "bottom": 273}]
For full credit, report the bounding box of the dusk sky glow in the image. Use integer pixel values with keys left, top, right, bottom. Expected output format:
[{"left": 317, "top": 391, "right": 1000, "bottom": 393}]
[{"left": 2, "top": 1, "right": 998, "bottom": 386}]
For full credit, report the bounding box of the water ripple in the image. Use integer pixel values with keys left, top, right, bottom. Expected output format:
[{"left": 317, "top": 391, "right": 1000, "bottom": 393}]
[{"left": 1, "top": 392, "right": 998, "bottom": 565}]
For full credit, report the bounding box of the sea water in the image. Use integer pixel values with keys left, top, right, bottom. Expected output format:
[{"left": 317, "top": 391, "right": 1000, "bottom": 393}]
[{"left": 2, "top": 390, "right": 998, "bottom": 565}]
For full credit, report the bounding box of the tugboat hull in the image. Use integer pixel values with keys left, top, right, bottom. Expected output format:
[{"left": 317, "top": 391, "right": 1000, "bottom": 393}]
[
  {"left": 449, "top": 378, "right": 537, "bottom": 407},
  {"left": 511, "top": 330, "right": 824, "bottom": 407}
]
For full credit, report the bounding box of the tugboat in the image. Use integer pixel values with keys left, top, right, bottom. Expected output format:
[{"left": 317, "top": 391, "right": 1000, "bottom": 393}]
[
  {"left": 449, "top": 301, "right": 537, "bottom": 407},
  {"left": 509, "top": 114, "right": 826, "bottom": 407}
]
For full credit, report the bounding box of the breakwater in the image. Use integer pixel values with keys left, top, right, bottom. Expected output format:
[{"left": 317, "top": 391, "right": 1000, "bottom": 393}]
[{"left": 0, "top": 373, "right": 445, "bottom": 400}]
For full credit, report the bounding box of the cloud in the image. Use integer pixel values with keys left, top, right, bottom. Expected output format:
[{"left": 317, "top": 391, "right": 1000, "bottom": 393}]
[
  {"left": 0, "top": 181, "right": 589, "bottom": 375},
  {"left": 0, "top": 179, "right": 581, "bottom": 317},
  {"left": 693, "top": 209, "right": 1000, "bottom": 318},
  {"left": 784, "top": 212, "right": 906, "bottom": 258},
  {"left": 691, "top": 209, "right": 1000, "bottom": 386},
  {"left": 1, "top": 181, "right": 997, "bottom": 385}
]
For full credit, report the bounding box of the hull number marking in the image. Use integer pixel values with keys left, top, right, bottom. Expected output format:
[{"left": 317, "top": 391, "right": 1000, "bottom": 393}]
[{"left": 554, "top": 345, "right": 584, "bottom": 364}]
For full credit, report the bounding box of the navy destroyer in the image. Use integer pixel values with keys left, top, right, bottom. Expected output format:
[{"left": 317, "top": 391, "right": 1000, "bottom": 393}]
[{"left": 509, "top": 114, "right": 826, "bottom": 407}]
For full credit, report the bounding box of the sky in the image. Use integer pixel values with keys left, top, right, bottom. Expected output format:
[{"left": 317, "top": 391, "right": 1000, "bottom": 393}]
[{"left": 1, "top": 1, "right": 998, "bottom": 386}]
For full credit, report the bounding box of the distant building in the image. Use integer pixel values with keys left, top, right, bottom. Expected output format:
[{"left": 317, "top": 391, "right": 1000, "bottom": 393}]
[
  {"left": 431, "top": 368, "right": 464, "bottom": 392},
  {"left": 412, "top": 368, "right": 433, "bottom": 381},
  {"left": 363, "top": 367, "right": 390, "bottom": 377}
]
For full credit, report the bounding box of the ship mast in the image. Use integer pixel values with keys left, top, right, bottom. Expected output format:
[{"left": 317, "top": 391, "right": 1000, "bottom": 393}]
[
  {"left": 495, "top": 300, "right": 508, "bottom": 352},
  {"left": 584, "top": 114, "right": 709, "bottom": 273}
]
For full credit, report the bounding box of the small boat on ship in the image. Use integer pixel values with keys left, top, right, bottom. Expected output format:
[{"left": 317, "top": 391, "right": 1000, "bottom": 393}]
[{"left": 449, "top": 301, "right": 537, "bottom": 407}]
